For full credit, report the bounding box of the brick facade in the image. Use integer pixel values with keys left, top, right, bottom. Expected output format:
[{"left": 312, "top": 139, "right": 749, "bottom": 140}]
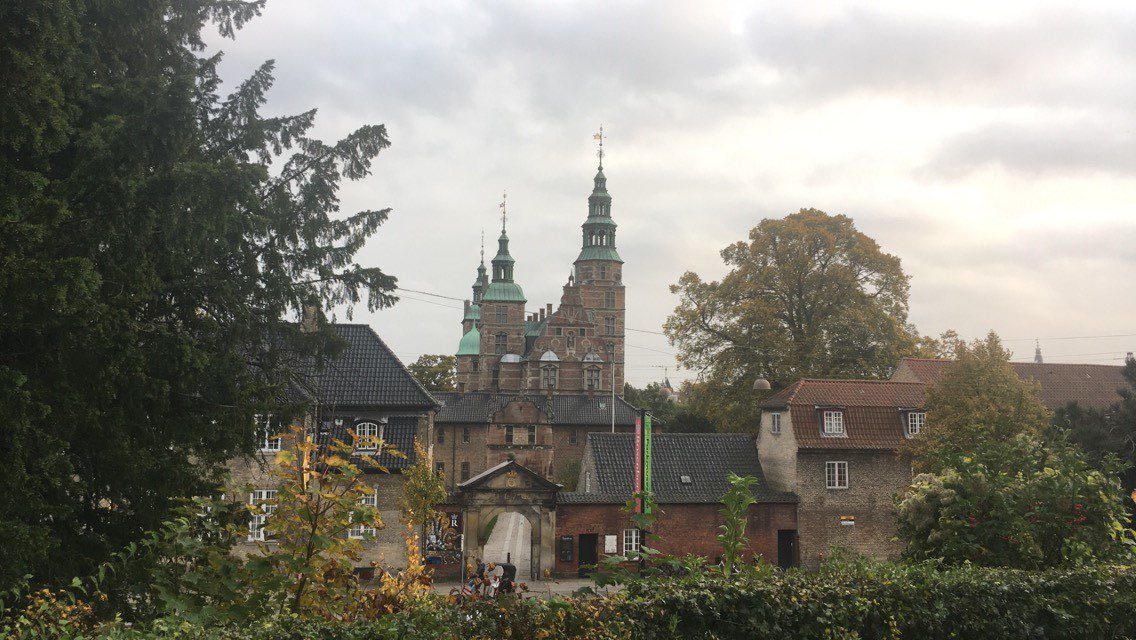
[{"left": 554, "top": 502, "right": 798, "bottom": 577}]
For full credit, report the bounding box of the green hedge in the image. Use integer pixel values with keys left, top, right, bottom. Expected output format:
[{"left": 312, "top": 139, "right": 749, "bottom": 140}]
[{"left": 64, "top": 563, "right": 1136, "bottom": 639}]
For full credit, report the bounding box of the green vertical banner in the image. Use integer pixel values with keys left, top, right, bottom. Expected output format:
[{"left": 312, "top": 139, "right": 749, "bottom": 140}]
[{"left": 643, "top": 414, "right": 653, "bottom": 514}]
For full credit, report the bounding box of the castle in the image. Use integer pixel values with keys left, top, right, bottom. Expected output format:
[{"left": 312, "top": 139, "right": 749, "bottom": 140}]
[{"left": 431, "top": 150, "right": 638, "bottom": 489}]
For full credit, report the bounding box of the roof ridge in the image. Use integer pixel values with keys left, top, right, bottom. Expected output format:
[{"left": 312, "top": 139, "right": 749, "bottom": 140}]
[{"left": 359, "top": 325, "right": 440, "bottom": 407}]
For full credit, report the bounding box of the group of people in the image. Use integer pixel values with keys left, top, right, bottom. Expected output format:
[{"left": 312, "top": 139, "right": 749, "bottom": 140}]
[{"left": 460, "top": 559, "right": 518, "bottom": 598}]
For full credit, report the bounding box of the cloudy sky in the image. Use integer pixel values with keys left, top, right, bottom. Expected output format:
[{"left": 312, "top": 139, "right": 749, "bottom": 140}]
[{"left": 210, "top": 0, "right": 1135, "bottom": 386}]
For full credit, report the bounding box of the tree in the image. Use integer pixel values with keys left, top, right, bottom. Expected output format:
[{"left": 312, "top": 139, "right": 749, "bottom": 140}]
[
  {"left": 1053, "top": 355, "right": 1136, "bottom": 511},
  {"left": 664, "top": 209, "right": 919, "bottom": 431},
  {"left": 905, "top": 333, "right": 1051, "bottom": 471},
  {"left": 1, "top": 0, "right": 397, "bottom": 589},
  {"left": 407, "top": 355, "right": 457, "bottom": 392},
  {"left": 897, "top": 334, "right": 1134, "bottom": 568},
  {"left": 399, "top": 439, "right": 447, "bottom": 530}
]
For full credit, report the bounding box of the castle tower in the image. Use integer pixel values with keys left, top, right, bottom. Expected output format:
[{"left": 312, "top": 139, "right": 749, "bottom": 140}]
[
  {"left": 456, "top": 245, "right": 489, "bottom": 391},
  {"left": 478, "top": 196, "right": 527, "bottom": 391},
  {"left": 572, "top": 136, "right": 626, "bottom": 392}
]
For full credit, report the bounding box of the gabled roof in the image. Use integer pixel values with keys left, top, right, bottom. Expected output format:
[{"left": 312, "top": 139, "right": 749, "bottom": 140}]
[
  {"left": 892, "top": 358, "right": 1127, "bottom": 410},
  {"left": 294, "top": 324, "right": 438, "bottom": 410},
  {"left": 560, "top": 433, "right": 797, "bottom": 505},
  {"left": 458, "top": 459, "right": 561, "bottom": 491},
  {"left": 761, "top": 379, "right": 925, "bottom": 450},
  {"left": 434, "top": 392, "right": 639, "bottom": 426}
]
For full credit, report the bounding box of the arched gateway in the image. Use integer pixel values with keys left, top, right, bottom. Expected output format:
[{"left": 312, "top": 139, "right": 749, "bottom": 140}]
[{"left": 451, "top": 460, "right": 560, "bottom": 580}]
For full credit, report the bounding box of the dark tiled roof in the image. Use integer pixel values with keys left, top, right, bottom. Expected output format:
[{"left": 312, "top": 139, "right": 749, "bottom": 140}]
[
  {"left": 297, "top": 324, "right": 438, "bottom": 410},
  {"left": 434, "top": 392, "right": 638, "bottom": 426},
  {"left": 315, "top": 415, "right": 419, "bottom": 471},
  {"left": 892, "top": 358, "right": 1127, "bottom": 411},
  {"left": 561, "top": 433, "right": 797, "bottom": 504},
  {"left": 762, "top": 379, "right": 926, "bottom": 450}
]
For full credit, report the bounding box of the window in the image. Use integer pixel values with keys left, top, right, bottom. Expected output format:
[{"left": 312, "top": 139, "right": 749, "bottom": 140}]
[
  {"left": 569, "top": 429, "right": 578, "bottom": 445},
  {"left": 471, "top": 357, "right": 479, "bottom": 372},
  {"left": 599, "top": 265, "right": 608, "bottom": 280},
  {"left": 586, "top": 367, "right": 601, "bottom": 390},
  {"left": 541, "top": 365, "right": 559, "bottom": 389},
  {"left": 436, "top": 461, "right": 445, "bottom": 475},
  {"left": 505, "top": 426, "right": 514, "bottom": 445},
  {"left": 462, "top": 427, "right": 471, "bottom": 444},
  {"left": 495, "top": 333, "right": 508, "bottom": 354},
  {"left": 679, "top": 475, "right": 692, "bottom": 484},
  {"left": 526, "top": 425, "right": 537, "bottom": 445},
  {"left": 822, "top": 410, "right": 845, "bottom": 436},
  {"left": 906, "top": 411, "right": 926, "bottom": 437},
  {"left": 825, "top": 461, "right": 849, "bottom": 489},
  {"left": 256, "top": 414, "right": 281, "bottom": 452},
  {"left": 558, "top": 535, "right": 574, "bottom": 562},
  {"left": 604, "top": 291, "right": 616, "bottom": 309},
  {"left": 554, "top": 327, "right": 563, "bottom": 336},
  {"left": 348, "top": 490, "right": 378, "bottom": 539},
  {"left": 437, "top": 428, "right": 445, "bottom": 444},
  {"left": 623, "top": 528, "right": 641, "bottom": 555},
  {"left": 604, "top": 316, "right": 615, "bottom": 335},
  {"left": 495, "top": 306, "right": 506, "bottom": 323},
  {"left": 354, "top": 421, "right": 382, "bottom": 452},
  {"left": 460, "top": 461, "right": 470, "bottom": 482},
  {"left": 248, "top": 489, "right": 277, "bottom": 541},
  {"left": 604, "top": 343, "right": 615, "bottom": 358},
  {"left": 770, "top": 412, "right": 782, "bottom": 435}
]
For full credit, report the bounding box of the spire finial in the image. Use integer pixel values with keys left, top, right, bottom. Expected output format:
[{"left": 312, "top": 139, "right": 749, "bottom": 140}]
[
  {"left": 593, "top": 124, "right": 605, "bottom": 169},
  {"left": 1035, "top": 339, "right": 1044, "bottom": 364},
  {"left": 480, "top": 229, "right": 485, "bottom": 264},
  {"left": 498, "top": 190, "right": 507, "bottom": 233}
]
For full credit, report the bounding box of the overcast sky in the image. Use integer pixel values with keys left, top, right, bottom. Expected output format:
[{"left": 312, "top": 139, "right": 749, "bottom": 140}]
[{"left": 210, "top": 0, "right": 1135, "bottom": 386}]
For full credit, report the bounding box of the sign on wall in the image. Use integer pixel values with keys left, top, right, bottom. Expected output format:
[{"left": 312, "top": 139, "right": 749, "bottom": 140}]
[
  {"left": 633, "top": 415, "right": 642, "bottom": 512},
  {"left": 604, "top": 535, "right": 618, "bottom": 554}
]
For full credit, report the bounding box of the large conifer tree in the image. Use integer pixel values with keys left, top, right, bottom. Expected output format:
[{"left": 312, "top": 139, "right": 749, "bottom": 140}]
[{"left": 1, "top": 0, "right": 397, "bottom": 587}]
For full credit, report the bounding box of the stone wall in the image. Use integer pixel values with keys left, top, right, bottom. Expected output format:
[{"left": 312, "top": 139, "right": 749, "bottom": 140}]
[{"left": 794, "top": 450, "right": 909, "bottom": 568}]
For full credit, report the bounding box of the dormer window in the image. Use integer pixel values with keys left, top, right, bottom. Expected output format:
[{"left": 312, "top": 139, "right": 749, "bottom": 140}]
[
  {"left": 906, "top": 411, "right": 926, "bottom": 438},
  {"left": 354, "top": 421, "right": 383, "bottom": 452},
  {"left": 255, "top": 414, "right": 281, "bottom": 452},
  {"left": 821, "top": 410, "right": 845, "bottom": 436},
  {"left": 679, "top": 475, "right": 692, "bottom": 484}
]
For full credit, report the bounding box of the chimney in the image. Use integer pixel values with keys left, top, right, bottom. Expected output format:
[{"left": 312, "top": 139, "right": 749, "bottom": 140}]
[
  {"left": 300, "top": 301, "right": 320, "bottom": 333},
  {"left": 1127, "top": 352, "right": 1134, "bottom": 362},
  {"left": 546, "top": 303, "right": 553, "bottom": 317},
  {"left": 464, "top": 299, "right": 471, "bottom": 316},
  {"left": 539, "top": 307, "right": 545, "bottom": 321}
]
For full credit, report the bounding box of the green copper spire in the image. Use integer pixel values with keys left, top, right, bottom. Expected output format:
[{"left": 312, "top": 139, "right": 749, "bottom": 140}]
[
  {"left": 577, "top": 129, "right": 622, "bottom": 264},
  {"left": 483, "top": 191, "right": 526, "bottom": 302},
  {"left": 471, "top": 230, "right": 488, "bottom": 303}
]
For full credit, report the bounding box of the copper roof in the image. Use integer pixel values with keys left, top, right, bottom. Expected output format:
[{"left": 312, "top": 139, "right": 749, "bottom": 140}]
[
  {"left": 892, "top": 358, "right": 1127, "bottom": 410},
  {"left": 761, "top": 379, "right": 926, "bottom": 450}
]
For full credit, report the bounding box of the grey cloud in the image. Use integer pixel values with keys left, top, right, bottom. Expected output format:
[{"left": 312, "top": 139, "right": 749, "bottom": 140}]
[{"left": 923, "top": 118, "right": 1136, "bottom": 177}]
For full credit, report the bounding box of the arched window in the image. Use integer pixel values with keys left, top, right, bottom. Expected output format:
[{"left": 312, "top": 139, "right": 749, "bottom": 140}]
[{"left": 354, "top": 421, "right": 383, "bottom": 452}]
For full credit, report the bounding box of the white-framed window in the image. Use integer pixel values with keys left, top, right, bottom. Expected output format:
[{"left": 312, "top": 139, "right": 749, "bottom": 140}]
[
  {"left": 348, "top": 490, "right": 378, "bottom": 539},
  {"left": 822, "top": 410, "right": 845, "bottom": 436},
  {"left": 541, "top": 365, "right": 559, "bottom": 389},
  {"left": 255, "top": 414, "right": 281, "bottom": 452},
  {"left": 585, "top": 367, "right": 601, "bottom": 390},
  {"left": 906, "top": 411, "right": 926, "bottom": 438},
  {"left": 825, "top": 461, "right": 849, "bottom": 489},
  {"left": 770, "top": 412, "right": 782, "bottom": 435},
  {"left": 354, "top": 421, "right": 383, "bottom": 452},
  {"left": 248, "top": 489, "right": 277, "bottom": 541},
  {"left": 623, "top": 528, "right": 641, "bottom": 555}
]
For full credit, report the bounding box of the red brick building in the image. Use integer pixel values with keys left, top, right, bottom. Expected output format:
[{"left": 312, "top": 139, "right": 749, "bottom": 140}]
[{"left": 556, "top": 432, "right": 799, "bottom": 577}]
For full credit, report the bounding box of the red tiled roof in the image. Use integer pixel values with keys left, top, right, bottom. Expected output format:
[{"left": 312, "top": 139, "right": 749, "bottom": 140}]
[
  {"left": 762, "top": 379, "right": 925, "bottom": 450},
  {"left": 892, "top": 358, "right": 1127, "bottom": 410}
]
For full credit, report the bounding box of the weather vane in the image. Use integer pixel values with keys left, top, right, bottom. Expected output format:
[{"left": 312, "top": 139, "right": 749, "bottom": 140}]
[
  {"left": 480, "top": 229, "right": 485, "bottom": 263},
  {"left": 593, "top": 124, "right": 606, "bottom": 169},
  {"left": 498, "top": 190, "right": 507, "bottom": 232}
]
